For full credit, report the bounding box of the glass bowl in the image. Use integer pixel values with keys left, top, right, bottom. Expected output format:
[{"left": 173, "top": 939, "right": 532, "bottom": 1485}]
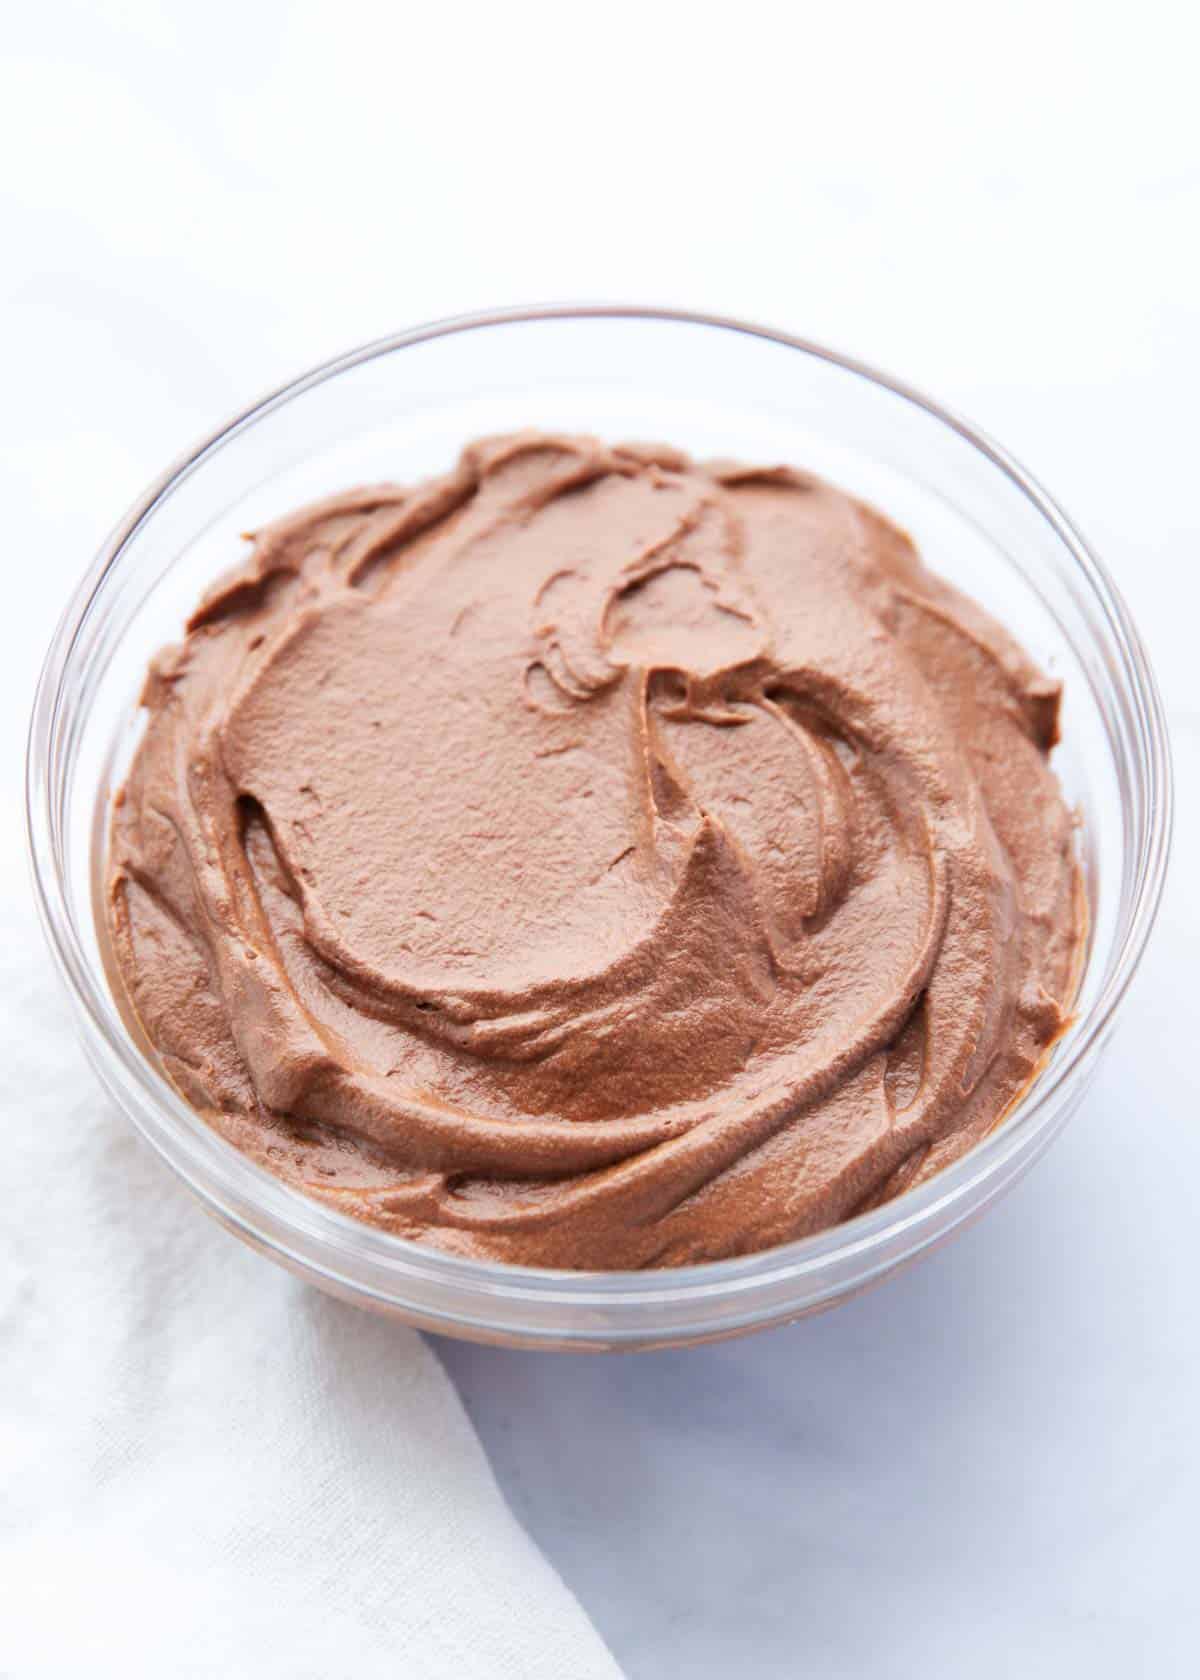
[{"left": 26, "top": 305, "right": 1172, "bottom": 1350}]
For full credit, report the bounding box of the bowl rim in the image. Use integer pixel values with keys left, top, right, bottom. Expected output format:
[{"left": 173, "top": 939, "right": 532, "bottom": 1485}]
[{"left": 25, "top": 301, "right": 1174, "bottom": 1315}]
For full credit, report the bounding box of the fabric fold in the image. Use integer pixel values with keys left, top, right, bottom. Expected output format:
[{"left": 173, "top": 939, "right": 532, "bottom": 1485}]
[{"left": 0, "top": 902, "right": 623, "bottom": 1680}]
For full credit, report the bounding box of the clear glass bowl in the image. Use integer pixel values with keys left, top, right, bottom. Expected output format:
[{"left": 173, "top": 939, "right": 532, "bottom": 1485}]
[{"left": 26, "top": 306, "right": 1172, "bottom": 1350}]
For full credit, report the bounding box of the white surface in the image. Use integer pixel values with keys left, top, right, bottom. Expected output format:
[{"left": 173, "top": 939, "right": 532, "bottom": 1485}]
[
  {"left": 0, "top": 937, "right": 622, "bottom": 1680},
  {"left": 3, "top": 3, "right": 1198, "bottom": 1675}
]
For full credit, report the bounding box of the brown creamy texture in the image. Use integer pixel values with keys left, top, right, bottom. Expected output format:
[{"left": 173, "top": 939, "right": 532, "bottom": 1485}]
[{"left": 108, "top": 433, "right": 1083, "bottom": 1268}]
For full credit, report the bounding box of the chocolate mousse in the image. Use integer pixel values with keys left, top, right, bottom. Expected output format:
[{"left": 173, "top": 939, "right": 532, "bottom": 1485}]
[{"left": 107, "top": 433, "right": 1084, "bottom": 1267}]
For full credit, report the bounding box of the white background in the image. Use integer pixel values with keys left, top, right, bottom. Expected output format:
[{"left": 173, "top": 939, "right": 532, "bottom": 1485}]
[{"left": 4, "top": 3, "right": 1198, "bottom": 1674}]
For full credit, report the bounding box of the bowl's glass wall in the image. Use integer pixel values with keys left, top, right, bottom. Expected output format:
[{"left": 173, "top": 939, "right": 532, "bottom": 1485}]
[{"left": 30, "top": 311, "right": 1167, "bottom": 1348}]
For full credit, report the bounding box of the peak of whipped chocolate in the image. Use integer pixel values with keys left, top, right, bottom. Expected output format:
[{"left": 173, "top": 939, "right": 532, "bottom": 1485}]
[{"left": 107, "top": 433, "right": 1083, "bottom": 1267}]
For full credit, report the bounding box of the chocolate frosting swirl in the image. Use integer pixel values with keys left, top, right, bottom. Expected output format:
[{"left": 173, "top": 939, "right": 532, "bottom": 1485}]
[{"left": 108, "top": 434, "right": 1083, "bottom": 1266}]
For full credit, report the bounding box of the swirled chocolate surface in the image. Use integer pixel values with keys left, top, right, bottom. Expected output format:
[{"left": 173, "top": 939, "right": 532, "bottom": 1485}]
[{"left": 107, "top": 433, "right": 1083, "bottom": 1267}]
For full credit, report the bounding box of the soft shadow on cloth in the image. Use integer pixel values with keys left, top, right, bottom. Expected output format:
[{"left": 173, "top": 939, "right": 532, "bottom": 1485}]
[
  {"left": 439, "top": 1110, "right": 1109, "bottom": 1675},
  {"left": 0, "top": 902, "right": 622, "bottom": 1680}
]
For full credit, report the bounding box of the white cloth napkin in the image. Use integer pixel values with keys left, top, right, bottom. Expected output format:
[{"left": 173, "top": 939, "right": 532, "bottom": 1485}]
[{"left": 0, "top": 897, "right": 623, "bottom": 1680}]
